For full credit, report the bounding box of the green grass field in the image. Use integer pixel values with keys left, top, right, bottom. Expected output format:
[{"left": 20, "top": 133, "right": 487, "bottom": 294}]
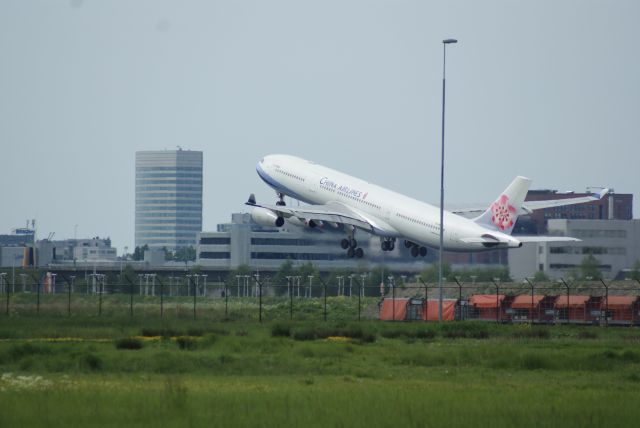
[{"left": 1, "top": 316, "right": 639, "bottom": 427}]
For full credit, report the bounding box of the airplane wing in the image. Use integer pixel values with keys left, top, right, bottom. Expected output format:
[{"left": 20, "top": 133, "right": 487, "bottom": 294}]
[
  {"left": 513, "top": 236, "right": 581, "bottom": 243},
  {"left": 452, "top": 188, "right": 610, "bottom": 218},
  {"left": 246, "top": 198, "right": 399, "bottom": 237}
]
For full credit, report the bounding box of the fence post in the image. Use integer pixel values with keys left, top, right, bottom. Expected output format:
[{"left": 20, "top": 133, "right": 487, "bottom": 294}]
[
  {"left": 289, "top": 277, "right": 293, "bottom": 320},
  {"left": 98, "top": 277, "right": 103, "bottom": 317},
  {"left": 524, "top": 278, "right": 535, "bottom": 324},
  {"left": 391, "top": 277, "right": 395, "bottom": 321},
  {"left": 491, "top": 279, "right": 500, "bottom": 323},
  {"left": 417, "top": 277, "right": 429, "bottom": 322},
  {"left": 317, "top": 276, "right": 328, "bottom": 322},
  {"left": 191, "top": 276, "right": 197, "bottom": 320},
  {"left": 32, "top": 274, "right": 41, "bottom": 315},
  {"left": 225, "top": 278, "right": 229, "bottom": 319},
  {"left": 5, "top": 275, "right": 10, "bottom": 316},
  {"left": 158, "top": 277, "right": 164, "bottom": 318},
  {"left": 453, "top": 277, "right": 463, "bottom": 321},
  {"left": 559, "top": 278, "right": 571, "bottom": 324},
  {"left": 123, "top": 275, "right": 135, "bottom": 317},
  {"left": 350, "top": 275, "right": 362, "bottom": 322},
  {"left": 60, "top": 274, "right": 73, "bottom": 317},
  {"left": 600, "top": 279, "right": 609, "bottom": 327},
  {"left": 254, "top": 275, "right": 263, "bottom": 323}
]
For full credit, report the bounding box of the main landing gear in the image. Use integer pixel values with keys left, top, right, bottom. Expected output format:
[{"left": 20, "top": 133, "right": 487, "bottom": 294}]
[
  {"left": 341, "top": 228, "right": 364, "bottom": 258},
  {"left": 405, "top": 240, "right": 428, "bottom": 257},
  {"left": 275, "top": 192, "right": 286, "bottom": 206},
  {"left": 380, "top": 237, "right": 395, "bottom": 252}
]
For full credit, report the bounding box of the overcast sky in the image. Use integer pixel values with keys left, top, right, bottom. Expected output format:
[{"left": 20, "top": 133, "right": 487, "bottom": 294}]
[{"left": 1, "top": 0, "right": 638, "bottom": 252}]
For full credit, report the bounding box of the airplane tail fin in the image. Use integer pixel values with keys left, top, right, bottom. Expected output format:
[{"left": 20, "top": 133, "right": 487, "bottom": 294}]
[{"left": 473, "top": 176, "right": 532, "bottom": 235}]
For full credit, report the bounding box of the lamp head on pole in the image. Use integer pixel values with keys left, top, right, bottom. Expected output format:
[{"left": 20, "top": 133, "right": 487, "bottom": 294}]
[{"left": 443, "top": 39, "right": 458, "bottom": 44}]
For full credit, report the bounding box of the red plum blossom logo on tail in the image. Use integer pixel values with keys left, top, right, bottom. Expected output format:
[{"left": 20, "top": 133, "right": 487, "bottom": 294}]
[{"left": 491, "top": 195, "right": 516, "bottom": 231}]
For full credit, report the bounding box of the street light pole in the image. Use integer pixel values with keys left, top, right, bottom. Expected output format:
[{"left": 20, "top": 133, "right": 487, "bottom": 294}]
[{"left": 439, "top": 38, "right": 458, "bottom": 322}]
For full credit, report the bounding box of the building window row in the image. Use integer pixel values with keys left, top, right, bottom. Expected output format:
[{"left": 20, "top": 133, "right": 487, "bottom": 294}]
[
  {"left": 136, "top": 179, "right": 203, "bottom": 185},
  {"left": 200, "top": 237, "right": 231, "bottom": 245},
  {"left": 251, "top": 252, "right": 338, "bottom": 261},
  {"left": 136, "top": 232, "right": 199, "bottom": 238},
  {"left": 572, "top": 229, "right": 627, "bottom": 239},
  {"left": 136, "top": 226, "right": 202, "bottom": 231},
  {"left": 136, "top": 172, "right": 202, "bottom": 179},
  {"left": 136, "top": 167, "right": 203, "bottom": 172},
  {"left": 137, "top": 212, "right": 202, "bottom": 218},
  {"left": 550, "top": 263, "right": 612, "bottom": 271},
  {"left": 549, "top": 246, "right": 626, "bottom": 255},
  {"left": 199, "top": 252, "right": 230, "bottom": 259},
  {"left": 136, "top": 206, "right": 203, "bottom": 212},
  {"left": 137, "top": 192, "right": 202, "bottom": 198},
  {"left": 136, "top": 219, "right": 202, "bottom": 225},
  {"left": 136, "top": 199, "right": 202, "bottom": 205},
  {"left": 136, "top": 186, "right": 203, "bottom": 192},
  {"left": 251, "top": 238, "right": 314, "bottom": 246}
]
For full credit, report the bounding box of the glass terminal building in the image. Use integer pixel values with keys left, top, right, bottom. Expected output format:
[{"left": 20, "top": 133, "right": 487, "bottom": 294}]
[{"left": 135, "top": 149, "right": 203, "bottom": 250}]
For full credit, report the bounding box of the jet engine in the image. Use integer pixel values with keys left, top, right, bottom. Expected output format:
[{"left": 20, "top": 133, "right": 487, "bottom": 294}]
[{"left": 251, "top": 207, "right": 284, "bottom": 227}]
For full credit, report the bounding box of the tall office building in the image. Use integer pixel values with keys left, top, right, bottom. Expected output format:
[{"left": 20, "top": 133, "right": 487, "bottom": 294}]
[{"left": 135, "top": 149, "right": 203, "bottom": 250}]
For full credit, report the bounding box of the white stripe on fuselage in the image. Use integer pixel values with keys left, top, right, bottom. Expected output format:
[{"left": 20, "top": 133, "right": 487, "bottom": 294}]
[{"left": 257, "top": 154, "right": 518, "bottom": 252}]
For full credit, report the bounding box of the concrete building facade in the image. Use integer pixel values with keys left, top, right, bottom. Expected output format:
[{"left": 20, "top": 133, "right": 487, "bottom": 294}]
[
  {"left": 196, "top": 213, "right": 504, "bottom": 273},
  {"left": 509, "top": 219, "right": 640, "bottom": 280},
  {"left": 135, "top": 149, "right": 203, "bottom": 250}
]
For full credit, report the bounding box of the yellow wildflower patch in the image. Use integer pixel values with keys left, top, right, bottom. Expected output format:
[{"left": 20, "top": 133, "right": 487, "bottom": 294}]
[{"left": 325, "top": 336, "right": 352, "bottom": 342}]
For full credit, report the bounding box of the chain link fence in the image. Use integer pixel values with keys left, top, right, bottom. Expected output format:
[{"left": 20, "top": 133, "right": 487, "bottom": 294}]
[{"left": 0, "top": 272, "right": 639, "bottom": 325}]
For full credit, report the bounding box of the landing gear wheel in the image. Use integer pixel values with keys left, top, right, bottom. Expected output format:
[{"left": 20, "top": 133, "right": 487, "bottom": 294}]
[
  {"left": 276, "top": 193, "right": 286, "bottom": 206},
  {"left": 389, "top": 242, "right": 395, "bottom": 251},
  {"left": 411, "top": 246, "right": 419, "bottom": 257},
  {"left": 350, "top": 239, "right": 358, "bottom": 249},
  {"left": 275, "top": 201, "right": 285, "bottom": 206},
  {"left": 340, "top": 239, "right": 350, "bottom": 249},
  {"left": 419, "top": 246, "right": 427, "bottom": 257},
  {"left": 355, "top": 248, "right": 364, "bottom": 258},
  {"left": 347, "top": 248, "right": 355, "bottom": 258},
  {"left": 381, "top": 241, "right": 389, "bottom": 251},
  {"left": 404, "top": 240, "right": 413, "bottom": 248}
]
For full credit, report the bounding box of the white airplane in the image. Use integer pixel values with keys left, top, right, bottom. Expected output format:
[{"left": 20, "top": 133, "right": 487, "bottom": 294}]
[{"left": 247, "top": 154, "right": 609, "bottom": 259}]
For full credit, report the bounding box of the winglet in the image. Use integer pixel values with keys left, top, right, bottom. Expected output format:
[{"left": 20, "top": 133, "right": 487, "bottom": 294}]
[
  {"left": 247, "top": 193, "right": 257, "bottom": 206},
  {"left": 596, "top": 188, "right": 610, "bottom": 199}
]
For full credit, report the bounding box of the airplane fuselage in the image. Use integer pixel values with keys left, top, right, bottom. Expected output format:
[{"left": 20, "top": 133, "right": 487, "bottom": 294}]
[{"left": 256, "top": 154, "right": 521, "bottom": 252}]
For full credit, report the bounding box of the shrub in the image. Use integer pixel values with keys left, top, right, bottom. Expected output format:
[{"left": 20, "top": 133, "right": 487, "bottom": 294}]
[
  {"left": 176, "top": 336, "right": 198, "bottom": 351},
  {"left": 381, "top": 329, "right": 405, "bottom": 339},
  {"left": 415, "top": 329, "right": 437, "bottom": 339},
  {"left": 621, "top": 350, "right": 640, "bottom": 363},
  {"left": 141, "top": 327, "right": 179, "bottom": 338},
  {"left": 512, "top": 328, "right": 551, "bottom": 340},
  {"left": 271, "top": 323, "right": 292, "bottom": 338},
  {"left": 82, "top": 353, "right": 103, "bottom": 371},
  {"left": 293, "top": 328, "right": 316, "bottom": 341},
  {"left": 186, "top": 328, "right": 205, "bottom": 337},
  {"left": 442, "top": 327, "right": 468, "bottom": 339},
  {"left": 577, "top": 330, "right": 598, "bottom": 340},
  {"left": 115, "top": 338, "right": 144, "bottom": 350},
  {"left": 8, "top": 343, "right": 51, "bottom": 361},
  {"left": 520, "top": 353, "right": 553, "bottom": 370}
]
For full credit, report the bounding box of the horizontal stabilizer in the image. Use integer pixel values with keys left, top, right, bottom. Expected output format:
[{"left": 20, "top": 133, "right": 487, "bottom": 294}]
[{"left": 514, "top": 236, "right": 581, "bottom": 243}]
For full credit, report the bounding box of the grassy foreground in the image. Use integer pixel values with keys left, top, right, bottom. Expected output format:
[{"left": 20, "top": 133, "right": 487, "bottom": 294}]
[{"left": 0, "top": 317, "right": 639, "bottom": 427}]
